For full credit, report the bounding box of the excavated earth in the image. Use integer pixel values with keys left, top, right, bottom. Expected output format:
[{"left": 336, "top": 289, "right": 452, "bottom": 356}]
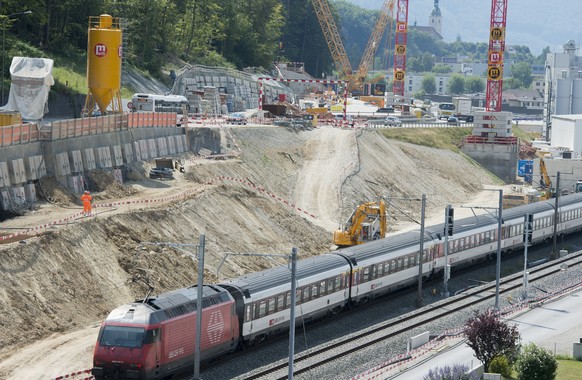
[{"left": 0, "top": 125, "right": 498, "bottom": 379}]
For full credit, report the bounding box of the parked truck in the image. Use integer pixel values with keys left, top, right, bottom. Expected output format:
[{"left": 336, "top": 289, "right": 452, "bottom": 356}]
[{"left": 452, "top": 97, "right": 473, "bottom": 121}]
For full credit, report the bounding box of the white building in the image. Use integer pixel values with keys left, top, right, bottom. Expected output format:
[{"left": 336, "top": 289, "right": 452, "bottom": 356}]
[
  {"left": 551, "top": 114, "right": 582, "bottom": 156},
  {"left": 545, "top": 40, "right": 582, "bottom": 117},
  {"left": 406, "top": 74, "right": 451, "bottom": 95}
]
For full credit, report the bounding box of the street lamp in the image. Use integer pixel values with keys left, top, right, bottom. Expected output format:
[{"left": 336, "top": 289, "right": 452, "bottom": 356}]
[{"left": 1, "top": 10, "right": 32, "bottom": 105}]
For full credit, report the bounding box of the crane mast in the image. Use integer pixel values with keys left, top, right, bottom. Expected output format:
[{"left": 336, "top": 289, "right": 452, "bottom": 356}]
[
  {"left": 392, "top": 0, "right": 409, "bottom": 97},
  {"left": 485, "top": 0, "right": 508, "bottom": 111}
]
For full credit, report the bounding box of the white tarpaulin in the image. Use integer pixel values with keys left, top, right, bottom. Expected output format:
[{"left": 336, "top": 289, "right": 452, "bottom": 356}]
[{"left": 0, "top": 57, "right": 54, "bottom": 120}]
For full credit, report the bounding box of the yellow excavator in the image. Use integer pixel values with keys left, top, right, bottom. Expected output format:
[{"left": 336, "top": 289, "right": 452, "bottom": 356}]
[
  {"left": 538, "top": 157, "right": 554, "bottom": 200},
  {"left": 333, "top": 200, "right": 387, "bottom": 247}
]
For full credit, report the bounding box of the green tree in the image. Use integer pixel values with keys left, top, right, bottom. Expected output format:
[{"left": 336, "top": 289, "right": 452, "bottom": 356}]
[
  {"left": 433, "top": 64, "right": 452, "bottom": 74},
  {"left": 421, "top": 73, "right": 436, "bottom": 94},
  {"left": 488, "top": 355, "right": 512, "bottom": 378},
  {"left": 511, "top": 62, "right": 533, "bottom": 88},
  {"left": 515, "top": 343, "right": 558, "bottom": 380},
  {"left": 465, "top": 76, "right": 485, "bottom": 93},
  {"left": 447, "top": 74, "right": 465, "bottom": 95},
  {"left": 464, "top": 309, "right": 521, "bottom": 371},
  {"left": 504, "top": 77, "right": 522, "bottom": 90}
]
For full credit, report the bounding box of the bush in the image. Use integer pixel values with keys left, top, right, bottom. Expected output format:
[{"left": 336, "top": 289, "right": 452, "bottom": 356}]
[
  {"left": 423, "top": 364, "right": 480, "bottom": 380},
  {"left": 515, "top": 343, "right": 558, "bottom": 380},
  {"left": 489, "top": 354, "right": 512, "bottom": 378}
]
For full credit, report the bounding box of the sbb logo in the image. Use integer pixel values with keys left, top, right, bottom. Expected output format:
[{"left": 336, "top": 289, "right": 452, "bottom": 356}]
[{"left": 94, "top": 43, "right": 107, "bottom": 57}]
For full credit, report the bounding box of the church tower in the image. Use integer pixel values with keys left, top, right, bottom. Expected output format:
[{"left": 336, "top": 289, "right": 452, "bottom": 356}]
[{"left": 429, "top": 0, "right": 442, "bottom": 36}]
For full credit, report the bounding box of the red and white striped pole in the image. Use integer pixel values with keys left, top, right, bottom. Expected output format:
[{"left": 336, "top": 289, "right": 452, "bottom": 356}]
[{"left": 258, "top": 79, "right": 263, "bottom": 110}]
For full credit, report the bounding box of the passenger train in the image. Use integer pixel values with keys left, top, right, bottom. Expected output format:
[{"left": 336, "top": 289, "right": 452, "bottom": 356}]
[{"left": 92, "top": 193, "right": 582, "bottom": 379}]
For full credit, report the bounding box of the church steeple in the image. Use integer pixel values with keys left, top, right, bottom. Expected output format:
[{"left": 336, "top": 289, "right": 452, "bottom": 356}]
[{"left": 429, "top": 0, "right": 442, "bottom": 36}]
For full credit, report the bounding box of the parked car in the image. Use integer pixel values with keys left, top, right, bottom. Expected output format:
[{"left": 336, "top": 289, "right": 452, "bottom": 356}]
[
  {"left": 447, "top": 116, "right": 459, "bottom": 126},
  {"left": 465, "top": 115, "right": 474, "bottom": 122},
  {"left": 377, "top": 107, "right": 395, "bottom": 114},
  {"left": 384, "top": 116, "right": 402, "bottom": 127}
]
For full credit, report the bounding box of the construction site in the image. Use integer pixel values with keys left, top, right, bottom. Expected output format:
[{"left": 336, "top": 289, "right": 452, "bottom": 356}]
[{"left": 0, "top": 0, "right": 554, "bottom": 378}]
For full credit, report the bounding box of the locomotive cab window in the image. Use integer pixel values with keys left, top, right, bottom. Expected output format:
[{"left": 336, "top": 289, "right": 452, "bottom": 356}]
[
  {"left": 99, "top": 325, "right": 145, "bottom": 348},
  {"left": 144, "top": 328, "right": 161, "bottom": 344}
]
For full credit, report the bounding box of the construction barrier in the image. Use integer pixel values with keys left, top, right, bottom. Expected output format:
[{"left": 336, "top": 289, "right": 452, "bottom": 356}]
[
  {"left": 0, "top": 123, "right": 41, "bottom": 147},
  {"left": 0, "top": 175, "right": 317, "bottom": 243}
]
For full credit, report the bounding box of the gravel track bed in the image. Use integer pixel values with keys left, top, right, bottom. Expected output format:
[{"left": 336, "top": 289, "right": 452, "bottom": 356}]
[{"left": 197, "top": 239, "right": 582, "bottom": 380}]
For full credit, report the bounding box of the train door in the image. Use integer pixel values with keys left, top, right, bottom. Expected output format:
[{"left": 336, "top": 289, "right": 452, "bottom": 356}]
[{"left": 145, "top": 328, "right": 161, "bottom": 377}]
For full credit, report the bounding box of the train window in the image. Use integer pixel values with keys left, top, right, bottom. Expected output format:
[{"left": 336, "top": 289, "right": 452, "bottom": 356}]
[
  {"left": 335, "top": 276, "right": 341, "bottom": 290},
  {"left": 403, "top": 256, "right": 409, "bottom": 268},
  {"left": 277, "top": 294, "right": 284, "bottom": 311},
  {"left": 144, "top": 328, "right": 161, "bottom": 344},
  {"left": 268, "top": 298, "right": 275, "bottom": 315},
  {"left": 371, "top": 265, "right": 378, "bottom": 279},
  {"left": 363, "top": 267, "right": 370, "bottom": 282},
  {"left": 296, "top": 289, "right": 302, "bottom": 305},
  {"left": 285, "top": 291, "right": 291, "bottom": 308},
  {"left": 320, "top": 281, "right": 326, "bottom": 295},
  {"left": 245, "top": 305, "right": 252, "bottom": 322},
  {"left": 410, "top": 254, "right": 416, "bottom": 267},
  {"left": 475, "top": 234, "right": 480, "bottom": 245},
  {"left": 327, "top": 280, "right": 334, "bottom": 293},
  {"left": 383, "top": 262, "right": 390, "bottom": 274},
  {"left": 453, "top": 240, "right": 459, "bottom": 253},
  {"left": 258, "top": 300, "right": 267, "bottom": 318},
  {"left": 303, "top": 286, "right": 311, "bottom": 302},
  {"left": 396, "top": 258, "right": 402, "bottom": 271},
  {"left": 377, "top": 264, "right": 383, "bottom": 277},
  {"left": 312, "top": 284, "right": 318, "bottom": 298}
]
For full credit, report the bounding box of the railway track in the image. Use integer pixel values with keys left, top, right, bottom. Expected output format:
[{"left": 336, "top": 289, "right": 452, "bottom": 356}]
[{"left": 238, "top": 251, "right": 582, "bottom": 380}]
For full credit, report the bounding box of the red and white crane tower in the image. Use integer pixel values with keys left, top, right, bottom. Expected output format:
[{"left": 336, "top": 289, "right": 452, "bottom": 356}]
[
  {"left": 485, "top": 0, "right": 508, "bottom": 112},
  {"left": 392, "top": 0, "right": 409, "bottom": 97}
]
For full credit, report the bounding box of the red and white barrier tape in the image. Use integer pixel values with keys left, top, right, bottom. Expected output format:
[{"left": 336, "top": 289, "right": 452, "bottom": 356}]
[
  {"left": 51, "top": 369, "right": 93, "bottom": 380},
  {"left": 0, "top": 176, "right": 316, "bottom": 243}
]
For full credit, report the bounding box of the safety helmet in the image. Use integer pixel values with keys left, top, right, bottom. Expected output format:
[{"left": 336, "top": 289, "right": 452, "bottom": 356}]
[{"left": 84, "top": 190, "right": 90, "bottom": 194}]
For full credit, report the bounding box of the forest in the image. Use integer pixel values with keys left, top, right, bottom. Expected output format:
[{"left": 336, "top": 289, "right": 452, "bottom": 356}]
[{"left": 1, "top": 0, "right": 547, "bottom": 89}]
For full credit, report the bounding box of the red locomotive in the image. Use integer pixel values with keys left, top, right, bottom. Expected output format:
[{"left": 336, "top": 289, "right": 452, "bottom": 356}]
[{"left": 92, "top": 285, "right": 239, "bottom": 379}]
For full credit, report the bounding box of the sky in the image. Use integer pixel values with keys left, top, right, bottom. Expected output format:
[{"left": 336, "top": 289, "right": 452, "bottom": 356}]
[{"left": 349, "top": 0, "right": 582, "bottom": 55}]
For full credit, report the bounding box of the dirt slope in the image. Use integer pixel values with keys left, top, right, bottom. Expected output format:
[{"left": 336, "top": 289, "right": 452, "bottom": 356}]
[{"left": 0, "top": 126, "right": 497, "bottom": 379}]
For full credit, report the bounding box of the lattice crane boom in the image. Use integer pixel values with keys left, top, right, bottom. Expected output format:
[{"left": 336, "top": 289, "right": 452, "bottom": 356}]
[
  {"left": 311, "top": 0, "right": 353, "bottom": 77},
  {"left": 356, "top": 0, "right": 395, "bottom": 83}
]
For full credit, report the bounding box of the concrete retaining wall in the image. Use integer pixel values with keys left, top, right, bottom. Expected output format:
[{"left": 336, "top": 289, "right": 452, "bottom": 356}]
[{"left": 462, "top": 143, "right": 518, "bottom": 182}]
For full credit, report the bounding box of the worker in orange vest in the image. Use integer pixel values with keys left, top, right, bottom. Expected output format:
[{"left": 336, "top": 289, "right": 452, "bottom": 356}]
[{"left": 81, "top": 190, "right": 93, "bottom": 216}]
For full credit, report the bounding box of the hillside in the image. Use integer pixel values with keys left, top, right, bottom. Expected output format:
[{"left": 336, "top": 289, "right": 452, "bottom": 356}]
[{"left": 0, "top": 126, "right": 499, "bottom": 378}]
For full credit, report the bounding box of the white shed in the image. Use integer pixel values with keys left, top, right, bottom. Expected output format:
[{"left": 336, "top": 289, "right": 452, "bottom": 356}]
[{"left": 551, "top": 114, "right": 582, "bottom": 157}]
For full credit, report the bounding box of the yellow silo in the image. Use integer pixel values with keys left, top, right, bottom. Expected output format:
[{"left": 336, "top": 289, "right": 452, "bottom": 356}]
[{"left": 84, "top": 14, "right": 122, "bottom": 115}]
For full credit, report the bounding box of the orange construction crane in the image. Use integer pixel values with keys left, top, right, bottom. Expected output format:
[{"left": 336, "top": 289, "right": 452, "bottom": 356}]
[{"left": 311, "top": 0, "right": 395, "bottom": 91}]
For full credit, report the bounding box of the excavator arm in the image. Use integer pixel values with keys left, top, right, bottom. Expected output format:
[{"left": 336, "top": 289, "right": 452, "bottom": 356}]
[{"left": 333, "top": 200, "right": 386, "bottom": 247}]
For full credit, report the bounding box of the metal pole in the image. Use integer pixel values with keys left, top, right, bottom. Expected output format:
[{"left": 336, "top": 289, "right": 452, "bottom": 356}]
[
  {"left": 288, "top": 247, "right": 297, "bottom": 380},
  {"left": 552, "top": 171, "right": 560, "bottom": 259},
  {"left": 1, "top": 18, "right": 5, "bottom": 105},
  {"left": 523, "top": 214, "right": 530, "bottom": 299},
  {"left": 443, "top": 204, "right": 450, "bottom": 298},
  {"left": 416, "top": 193, "right": 426, "bottom": 308},
  {"left": 194, "top": 234, "right": 205, "bottom": 379},
  {"left": 495, "top": 189, "right": 503, "bottom": 310}
]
